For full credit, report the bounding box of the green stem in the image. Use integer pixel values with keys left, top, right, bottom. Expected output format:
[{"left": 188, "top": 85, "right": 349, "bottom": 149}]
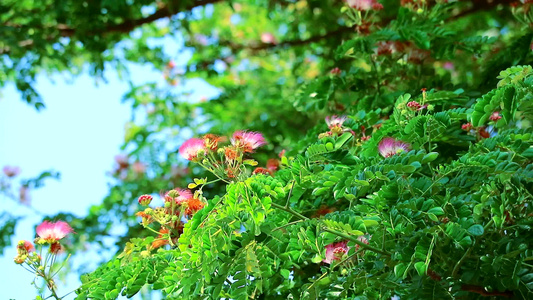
[
  {"left": 271, "top": 202, "right": 307, "bottom": 220},
  {"left": 270, "top": 202, "right": 390, "bottom": 256}
]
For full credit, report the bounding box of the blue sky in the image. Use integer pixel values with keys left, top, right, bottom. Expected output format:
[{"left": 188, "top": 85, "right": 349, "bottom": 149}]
[
  {"left": 0, "top": 71, "right": 132, "bottom": 298},
  {"left": 0, "top": 59, "right": 181, "bottom": 298}
]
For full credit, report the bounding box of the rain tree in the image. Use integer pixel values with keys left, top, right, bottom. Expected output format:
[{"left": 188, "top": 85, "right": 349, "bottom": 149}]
[{"left": 2, "top": 0, "right": 533, "bottom": 299}]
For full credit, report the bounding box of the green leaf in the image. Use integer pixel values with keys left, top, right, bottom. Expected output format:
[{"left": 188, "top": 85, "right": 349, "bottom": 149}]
[
  {"left": 467, "top": 224, "right": 484, "bottom": 236},
  {"left": 428, "top": 213, "right": 438, "bottom": 222},
  {"left": 427, "top": 207, "right": 444, "bottom": 216},
  {"left": 414, "top": 261, "right": 427, "bottom": 276},
  {"left": 335, "top": 132, "right": 353, "bottom": 149},
  {"left": 394, "top": 263, "right": 408, "bottom": 279}
]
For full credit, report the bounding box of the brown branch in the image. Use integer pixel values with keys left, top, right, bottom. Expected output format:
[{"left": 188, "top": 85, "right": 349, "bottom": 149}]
[
  {"left": 0, "top": 0, "right": 224, "bottom": 54},
  {"left": 96, "top": 0, "right": 225, "bottom": 35},
  {"left": 451, "top": 0, "right": 515, "bottom": 20}
]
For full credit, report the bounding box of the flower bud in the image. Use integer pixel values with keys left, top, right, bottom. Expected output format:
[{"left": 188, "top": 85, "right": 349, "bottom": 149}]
[
  {"left": 14, "top": 255, "right": 25, "bottom": 264},
  {"left": 138, "top": 194, "right": 153, "bottom": 206}
]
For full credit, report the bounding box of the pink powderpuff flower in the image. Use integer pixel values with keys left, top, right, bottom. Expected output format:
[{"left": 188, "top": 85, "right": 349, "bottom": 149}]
[
  {"left": 325, "top": 115, "right": 347, "bottom": 129},
  {"left": 114, "top": 154, "right": 129, "bottom": 170},
  {"left": 132, "top": 161, "right": 146, "bottom": 174},
  {"left": 260, "top": 32, "right": 277, "bottom": 44},
  {"left": 443, "top": 62, "right": 455, "bottom": 70},
  {"left": 489, "top": 111, "right": 502, "bottom": 121},
  {"left": 323, "top": 241, "right": 349, "bottom": 264},
  {"left": 330, "top": 67, "right": 342, "bottom": 75},
  {"left": 345, "top": 0, "right": 383, "bottom": 11},
  {"left": 378, "top": 137, "right": 411, "bottom": 158},
  {"left": 179, "top": 138, "right": 207, "bottom": 161},
  {"left": 462, "top": 123, "right": 473, "bottom": 131},
  {"left": 165, "top": 188, "right": 193, "bottom": 205},
  {"left": 231, "top": 131, "right": 267, "bottom": 153},
  {"left": 36, "top": 221, "right": 74, "bottom": 243},
  {"left": 3, "top": 165, "right": 21, "bottom": 177}
]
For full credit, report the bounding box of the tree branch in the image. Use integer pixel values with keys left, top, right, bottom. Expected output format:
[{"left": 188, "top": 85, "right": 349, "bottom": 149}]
[{"left": 0, "top": 0, "right": 224, "bottom": 54}]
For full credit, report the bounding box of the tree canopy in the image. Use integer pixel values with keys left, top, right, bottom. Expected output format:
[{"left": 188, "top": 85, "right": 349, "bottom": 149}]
[{"left": 2, "top": 0, "right": 533, "bottom": 299}]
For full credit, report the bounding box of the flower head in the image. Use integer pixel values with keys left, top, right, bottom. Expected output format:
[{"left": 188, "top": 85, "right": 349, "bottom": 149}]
[
  {"left": 260, "top": 32, "right": 277, "bottom": 44},
  {"left": 489, "top": 111, "right": 502, "bottom": 121},
  {"left": 378, "top": 137, "right": 411, "bottom": 158},
  {"left": 165, "top": 188, "right": 193, "bottom": 205},
  {"left": 231, "top": 131, "right": 267, "bottom": 153},
  {"left": 462, "top": 123, "right": 473, "bottom": 131},
  {"left": 114, "top": 154, "right": 129, "bottom": 169},
  {"left": 132, "top": 161, "right": 146, "bottom": 174},
  {"left": 325, "top": 115, "right": 347, "bottom": 129},
  {"left": 36, "top": 221, "right": 74, "bottom": 244},
  {"left": 17, "top": 240, "right": 35, "bottom": 255},
  {"left": 179, "top": 138, "right": 206, "bottom": 161},
  {"left": 3, "top": 165, "right": 21, "bottom": 177},
  {"left": 185, "top": 198, "right": 205, "bottom": 215},
  {"left": 323, "top": 241, "right": 349, "bottom": 264},
  {"left": 330, "top": 67, "right": 342, "bottom": 75},
  {"left": 345, "top": 0, "right": 383, "bottom": 11},
  {"left": 253, "top": 167, "right": 273, "bottom": 176}
]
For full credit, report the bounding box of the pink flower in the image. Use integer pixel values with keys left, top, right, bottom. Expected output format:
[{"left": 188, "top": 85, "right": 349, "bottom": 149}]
[
  {"left": 231, "top": 131, "right": 267, "bottom": 153},
  {"left": 179, "top": 138, "right": 206, "bottom": 161},
  {"left": 462, "top": 123, "right": 473, "bottom": 131},
  {"left": 407, "top": 101, "right": 422, "bottom": 110},
  {"left": 17, "top": 240, "right": 35, "bottom": 254},
  {"left": 345, "top": 0, "right": 383, "bottom": 11},
  {"left": 330, "top": 67, "right": 342, "bottom": 75},
  {"left": 3, "top": 165, "right": 21, "bottom": 177},
  {"left": 138, "top": 194, "right": 153, "bottom": 206},
  {"left": 260, "top": 32, "right": 277, "bottom": 44},
  {"left": 489, "top": 111, "right": 502, "bottom": 121},
  {"left": 132, "top": 161, "right": 146, "bottom": 174},
  {"left": 443, "top": 62, "right": 455, "bottom": 70},
  {"left": 378, "top": 137, "right": 411, "bottom": 158},
  {"left": 325, "top": 115, "right": 347, "bottom": 129},
  {"left": 114, "top": 154, "right": 129, "bottom": 169},
  {"left": 36, "top": 221, "right": 74, "bottom": 243},
  {"left": 323, "top": 241, "right": 349, "bottom": 264},
  {"left": 165, "top": 188, "right": 193, "bottom": 205},
  {"left": 19, "top": 186, "right": 31, "bottom": 206}
]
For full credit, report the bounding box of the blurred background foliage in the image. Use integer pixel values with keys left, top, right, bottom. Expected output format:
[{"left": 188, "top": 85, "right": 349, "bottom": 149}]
[{"left": 1, "top": 0, "right": 532, "bottom": 290}]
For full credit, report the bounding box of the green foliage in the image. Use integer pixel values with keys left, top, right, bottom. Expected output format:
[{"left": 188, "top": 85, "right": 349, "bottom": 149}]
[
  {"left": 3, "top": 0, "right": 533, "bottom": 299},
  {"left": 0, "top": 212, "right": 19, "bottom": 255}
]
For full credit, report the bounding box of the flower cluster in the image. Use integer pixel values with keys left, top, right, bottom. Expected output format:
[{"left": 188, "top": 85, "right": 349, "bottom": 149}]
[
  {"left": 136, "top": 188, "right": 205, "bottom": 249},
  {"left": 179, "top": 131, "right": 267, "bottom": 181},
  {"left": 14, "top": 220, "right": 74, "bottom": 298},
  {"left": 461, "top": 113, "right": 499, "bottom": 139}
]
